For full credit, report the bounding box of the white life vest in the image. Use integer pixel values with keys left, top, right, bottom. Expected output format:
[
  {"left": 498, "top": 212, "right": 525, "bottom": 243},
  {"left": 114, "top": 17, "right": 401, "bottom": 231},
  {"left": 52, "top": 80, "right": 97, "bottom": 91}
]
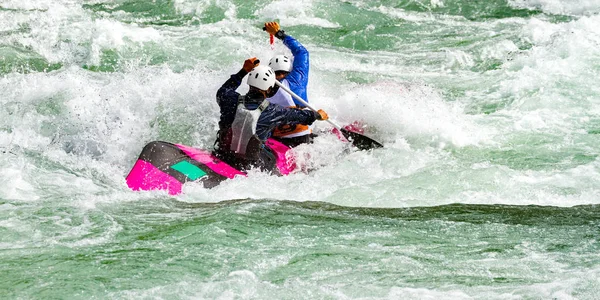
[
  {"left": 266, "top": 79, "right": 312, "bottom": 138},
  {"left": 230, "top": 97, "right": 270, "bottom": 155},
  {"left": 267, "top": 79, "right": 295, "bottom": 107}
]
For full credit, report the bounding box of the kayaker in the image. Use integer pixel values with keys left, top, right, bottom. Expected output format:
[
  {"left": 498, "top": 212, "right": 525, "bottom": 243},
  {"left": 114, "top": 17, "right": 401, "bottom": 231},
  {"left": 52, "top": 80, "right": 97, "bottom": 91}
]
[
  {"left": 264, "top": 21, "right": 315, "bottom": 148},
  {"left": 214, "top": 58, "right": 329, "bottom": 174}
]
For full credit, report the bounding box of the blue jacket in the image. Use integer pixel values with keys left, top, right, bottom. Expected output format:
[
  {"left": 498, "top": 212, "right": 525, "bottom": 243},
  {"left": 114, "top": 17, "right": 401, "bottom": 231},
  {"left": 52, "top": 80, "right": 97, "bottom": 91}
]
[
  {"left": 216, "top": 70, "right": 317, "bottom": 142},
  {"left": 282, "top": 34, "right": 309, "bottom": 106}
]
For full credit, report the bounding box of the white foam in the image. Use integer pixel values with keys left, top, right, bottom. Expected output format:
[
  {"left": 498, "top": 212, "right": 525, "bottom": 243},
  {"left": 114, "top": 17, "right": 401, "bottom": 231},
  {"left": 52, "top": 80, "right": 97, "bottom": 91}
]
[
  {"left": 480, "top": 15, "right": 600, "bottom": 139},
  {"left": 311, "top": 79, "right": 490, "bottom": 148},
  {"left": 173, "top": 0, "right": 237, "bottom": 19},
  {"left": 509, "top": 0, "right": 600, "bottom": 16},
  {"left": 0, "top": 163, "right": 39, "bottom": 202},
  {"left": 0, "top": 1, "right": 91, "bottom": 63},
  {"left": 89, "top": 19, "right": 162, "bottom": 65},
  {"left": 0, "top": 0, "right": 51, "bottom": 10},
  {"left": 480, "top": 40, "right": 520, "bottom": 62},
  {"left": 103, "top": 264, "right": 600, "bottom": 299},
  {"left": 2, "top": 0, "right": 600, "bottom": 211},
  {"left": 255, "top": 0, "right": 340, "bottom": 28},
  {"left": 366, "top": 2, "right": 466, "bottom": 24},
  {"left": 0, "top": 1, "right": 162, "bottom": 67}
]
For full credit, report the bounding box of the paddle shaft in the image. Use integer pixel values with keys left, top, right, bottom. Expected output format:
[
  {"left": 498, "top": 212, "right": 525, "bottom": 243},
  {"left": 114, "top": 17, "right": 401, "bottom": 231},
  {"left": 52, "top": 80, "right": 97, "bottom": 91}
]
[
  {"left": 273, "top": 79, "right": 384, "bottom": 150},
  {"left": 274, "top": 80, "right": 342, "bottom": 130}
]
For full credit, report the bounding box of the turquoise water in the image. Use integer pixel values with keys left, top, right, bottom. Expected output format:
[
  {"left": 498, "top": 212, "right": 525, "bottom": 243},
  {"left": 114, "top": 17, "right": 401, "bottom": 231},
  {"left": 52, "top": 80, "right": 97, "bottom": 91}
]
[{"left": 2, "top": 0, "right": 600, "bottom": 298}]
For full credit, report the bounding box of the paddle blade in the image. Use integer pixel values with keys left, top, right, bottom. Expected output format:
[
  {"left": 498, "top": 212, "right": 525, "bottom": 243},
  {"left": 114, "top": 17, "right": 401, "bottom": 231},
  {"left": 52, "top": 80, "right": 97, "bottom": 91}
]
[{"left": 340, "top": 128, "right": 384, "bottom": 150}]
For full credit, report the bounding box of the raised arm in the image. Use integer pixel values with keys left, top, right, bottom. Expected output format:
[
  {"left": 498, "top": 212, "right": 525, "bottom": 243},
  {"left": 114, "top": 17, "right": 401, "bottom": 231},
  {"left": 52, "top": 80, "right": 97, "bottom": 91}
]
[
  {"left": 282, "top": 34, "right": 309, "bottom": 92},
  {"left": 216, "top": 57, "right": 260, "bottom": 105},
  {"left": 216, "top": 58, "right": 260, "bottom": 129},
  {"left": 265, "top": 22, "right": 310, "bottom": 106},
  {"left": 216, "top": 70, "right": 245, "bottom": 105}
]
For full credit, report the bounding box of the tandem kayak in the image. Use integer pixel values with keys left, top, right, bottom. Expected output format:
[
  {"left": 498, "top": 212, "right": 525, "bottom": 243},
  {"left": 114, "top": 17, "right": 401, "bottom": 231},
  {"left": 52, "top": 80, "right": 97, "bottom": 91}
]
[
  {"left": 125, "top": 139, "right": 295, "bottom": 195},
  {"left": 125, "top": 122, "right": 379, "bottom": 195}
]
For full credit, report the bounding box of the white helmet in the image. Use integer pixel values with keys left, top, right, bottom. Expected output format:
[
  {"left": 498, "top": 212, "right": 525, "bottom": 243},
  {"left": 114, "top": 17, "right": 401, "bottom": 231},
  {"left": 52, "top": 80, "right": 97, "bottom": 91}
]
[
  {"left": 247, "top": 65, "right": 276, "bottom": 91},
  {"left": 268, "top": 55, "right": 291, "bottom": 72}
]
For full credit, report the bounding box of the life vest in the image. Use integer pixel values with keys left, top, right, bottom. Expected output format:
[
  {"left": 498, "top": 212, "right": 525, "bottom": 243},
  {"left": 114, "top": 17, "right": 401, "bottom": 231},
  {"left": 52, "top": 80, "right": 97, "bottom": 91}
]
[
  {"left": 267, "top": 79, "right": 312, "bottom": 138},
  {"left": 229, "top": 96, "right": 270, "bottom": 158}
]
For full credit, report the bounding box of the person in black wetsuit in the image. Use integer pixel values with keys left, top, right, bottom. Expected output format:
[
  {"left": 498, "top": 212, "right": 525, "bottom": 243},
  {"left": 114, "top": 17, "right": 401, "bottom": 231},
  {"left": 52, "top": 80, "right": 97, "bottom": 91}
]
[{"left": 213, "top": 58, "right": 329, "bottom": 174}]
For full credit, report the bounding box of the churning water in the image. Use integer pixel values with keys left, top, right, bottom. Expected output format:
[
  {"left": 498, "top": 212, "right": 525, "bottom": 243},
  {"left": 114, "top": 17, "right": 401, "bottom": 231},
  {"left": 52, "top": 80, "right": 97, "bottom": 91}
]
[{"left": 2, "top": 0, "right": 600, "bottom": 298}]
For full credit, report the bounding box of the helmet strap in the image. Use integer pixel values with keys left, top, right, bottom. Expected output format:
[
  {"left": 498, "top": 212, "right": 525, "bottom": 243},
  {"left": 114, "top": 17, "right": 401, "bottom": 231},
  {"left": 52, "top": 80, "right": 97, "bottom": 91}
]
[
  {"left": 247, "top": 87, "right": 268, "bottom": 100},
  {"left": 266, "top": 84, "right": 279, "bottom": 98},
  {"left": 275, "top": 71, "right": 289, "bottom": 78}
]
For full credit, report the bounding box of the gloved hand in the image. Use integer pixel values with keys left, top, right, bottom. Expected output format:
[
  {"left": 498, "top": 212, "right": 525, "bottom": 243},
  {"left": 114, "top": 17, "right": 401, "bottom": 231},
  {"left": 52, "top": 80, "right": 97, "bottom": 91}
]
[
  {"left": 264, "top": 22, "right": 280, "bottom": 36},
  {"left": 315, "top": 109, "right": 329, "bottom": 121},
  {"left": 243, "top": 57, "right": 260, "bottom": 72}
]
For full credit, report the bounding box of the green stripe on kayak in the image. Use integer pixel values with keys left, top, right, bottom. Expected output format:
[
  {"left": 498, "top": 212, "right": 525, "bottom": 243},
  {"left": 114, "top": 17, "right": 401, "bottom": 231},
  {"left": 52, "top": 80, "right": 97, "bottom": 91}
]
[{"left": 171, "top": 161, "right": 207, "bottom": 180}]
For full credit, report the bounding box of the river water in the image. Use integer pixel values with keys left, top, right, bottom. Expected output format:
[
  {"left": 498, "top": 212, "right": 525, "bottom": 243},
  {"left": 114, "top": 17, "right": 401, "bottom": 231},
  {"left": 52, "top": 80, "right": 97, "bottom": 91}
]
[{"left": 2, "top": 0, "right": 600, "bottom": 298}]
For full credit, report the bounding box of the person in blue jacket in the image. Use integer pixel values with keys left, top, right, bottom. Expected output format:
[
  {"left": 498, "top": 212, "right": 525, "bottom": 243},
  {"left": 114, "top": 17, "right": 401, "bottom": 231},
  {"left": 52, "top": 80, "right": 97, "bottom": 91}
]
[
  {"left": 264, "top": 21, "right": 315, "bottom": 148},
  {"left": 214, "top": 58, "right": 329, "bottom": 174}
]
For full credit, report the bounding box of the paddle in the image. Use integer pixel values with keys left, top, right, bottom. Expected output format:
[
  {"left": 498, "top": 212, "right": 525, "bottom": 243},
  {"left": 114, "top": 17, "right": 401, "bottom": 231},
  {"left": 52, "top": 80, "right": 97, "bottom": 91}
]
[{"left": 274, "top": 80, "right": 384, "bottom": 150}]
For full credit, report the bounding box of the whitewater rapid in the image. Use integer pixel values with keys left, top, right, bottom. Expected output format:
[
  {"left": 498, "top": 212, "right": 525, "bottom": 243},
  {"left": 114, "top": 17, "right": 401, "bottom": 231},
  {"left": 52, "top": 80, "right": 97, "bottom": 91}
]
[{"left": 1, "top": 0, "right": 600, "bottom": 209}]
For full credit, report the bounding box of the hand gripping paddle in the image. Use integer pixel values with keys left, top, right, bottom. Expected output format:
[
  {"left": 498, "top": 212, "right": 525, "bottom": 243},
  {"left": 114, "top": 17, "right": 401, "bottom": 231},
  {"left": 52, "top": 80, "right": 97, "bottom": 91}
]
[{"left": 274, "top": 80, "right": 384, "bottom": 150}]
